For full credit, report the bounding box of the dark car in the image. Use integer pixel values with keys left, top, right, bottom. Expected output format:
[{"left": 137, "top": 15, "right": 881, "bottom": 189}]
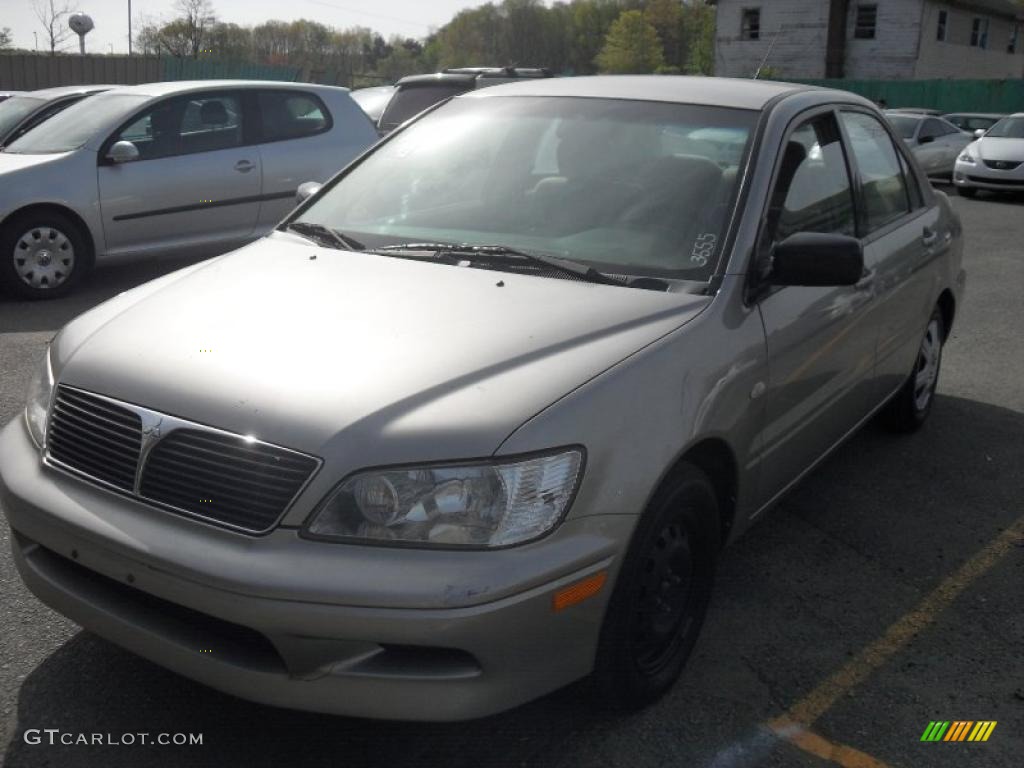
[
  {"left": 0, "top": 85, "right": 112, "bottom": 148},
  {"left": 377, "top": 67, "right": 553, "bottom": 134}
]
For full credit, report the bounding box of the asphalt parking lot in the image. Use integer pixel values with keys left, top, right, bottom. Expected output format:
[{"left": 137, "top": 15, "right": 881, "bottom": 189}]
[{"left": 0, "top": 192, "right": 1021, "bottom": 768}]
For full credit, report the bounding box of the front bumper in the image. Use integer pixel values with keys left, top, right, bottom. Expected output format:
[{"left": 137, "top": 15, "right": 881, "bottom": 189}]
[
  {"left": 953, "top": 161, "right": 1024, "bottom": 190},
  {"left": 0, "top": 418, "right": 632, "bottom": 720}
]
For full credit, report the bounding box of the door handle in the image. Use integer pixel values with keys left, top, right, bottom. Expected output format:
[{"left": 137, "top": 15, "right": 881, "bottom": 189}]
[
  {"left": 234, "top": 160, "right": 255, "bottom": 173},
  {"left": 922, "top": 226, "right": 939, "bottom": 247}
]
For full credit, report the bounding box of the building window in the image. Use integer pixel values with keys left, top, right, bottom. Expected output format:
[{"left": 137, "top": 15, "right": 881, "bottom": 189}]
[
  {"left": 854, "top": 4, "right": 878, "bottom": 40},
  {"left": 1009, "top": 24, "right": 1020, "bottom": 54},
  {"left": 741, "top": 8, "right": 761, "bottom": 41},
  {"left": 937, "top": 10, "right": 948, "bottom": 41},
  {"left": 971, "top": 17, "right": 989, "bottom": 48}
]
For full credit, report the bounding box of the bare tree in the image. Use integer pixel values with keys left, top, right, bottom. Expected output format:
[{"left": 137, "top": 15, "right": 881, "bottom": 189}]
[
  {"left": 173, "top": 0, "right": 217, "bottom": 58},
  {"left": 33, "top": 0, "right": 78, "bottom": 55}
]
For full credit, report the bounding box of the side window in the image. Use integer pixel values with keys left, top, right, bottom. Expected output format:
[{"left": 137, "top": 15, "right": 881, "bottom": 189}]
[
  {"left": 256, "top": 91, "right": 330, "bottom": 143},
  {"left": 840, "top": 111, "right": 912, "bottom": 233},
  {"left": 765, "top": 114, "right": 856, "bottom": 246},
  {"left": 112, "top": 94, "right": 242, "bottom": 161},
  {"left": 896, "top": 146, "right": 924, "bottom": 209},
  {"left": 920, "top": 118, "right": 956, "bottom": 139}
]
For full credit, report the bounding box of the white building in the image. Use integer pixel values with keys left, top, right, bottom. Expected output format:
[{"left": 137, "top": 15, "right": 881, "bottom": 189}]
[{"left": 712, "top": 0, "right": 1024, "bottom": 79}]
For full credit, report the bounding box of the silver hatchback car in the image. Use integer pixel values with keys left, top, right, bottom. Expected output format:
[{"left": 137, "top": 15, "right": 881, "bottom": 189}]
[
  {"left": 1, "top": 77, "right": 964, "bottom": 721},
  {"left": 0, "top": 80, "right": 378, "bottom": 299}
]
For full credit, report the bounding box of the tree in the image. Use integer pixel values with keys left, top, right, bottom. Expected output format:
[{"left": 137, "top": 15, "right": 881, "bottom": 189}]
[
  {"left": 33, "top": 0, "right": 78, "bottom": 55},
  {"left": 644, "top": 0, "right": 682, "bottom": 67},
  {"left": 0, "top": 27, "right": 13, "bottom": 50},
  {"left": 596, "top": 10, "right": 665, "bottom": 74},
  {"left": 683, "top": 2, "right": 714, "bottom": 75}
]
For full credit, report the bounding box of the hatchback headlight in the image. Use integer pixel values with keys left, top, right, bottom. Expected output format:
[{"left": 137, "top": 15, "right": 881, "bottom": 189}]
[
  {"left": 957, "top": 151, "right": 976, "bottom": 164},
  {"left": 25, "top": 346, "right": 55, "bottom": 449},
  {"left": 305, "top": 449, "right": 583, "bottom": 548}
]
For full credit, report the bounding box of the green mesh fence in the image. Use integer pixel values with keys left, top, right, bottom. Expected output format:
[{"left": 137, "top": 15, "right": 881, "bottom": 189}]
[{"left": 785, "top": 78, "right": 1024, "bottom": 113}]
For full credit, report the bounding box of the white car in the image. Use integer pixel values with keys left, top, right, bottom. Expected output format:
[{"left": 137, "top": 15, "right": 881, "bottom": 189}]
[
  {"left": 953, "top": 113, "right": 1024, "bottom": 198},
  {"left": 0, "top": 80, "right": 378, "bottom": 299}
]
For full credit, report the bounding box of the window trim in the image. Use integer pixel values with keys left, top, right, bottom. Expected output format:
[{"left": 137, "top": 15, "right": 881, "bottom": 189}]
[
  {"left": 741, "top": 7, "right": 761, "bottom": 41},
  {"left": 836, "top": 107, "right": 930, "bottom": 244},
  {"left": 971, "top": 17, "right": 989, "bottom": 48},
  {"left": 252, "top": 88, "right": 333, "bottom": 146},
  {"left": 748, "top": 105, "right": 860, "bottom": 298},
  {"left": 854, "top": 3, "right": 878, "bottom": 40},
  {"left": 99, "top": 90, "right": 250, "bottom": 166}
]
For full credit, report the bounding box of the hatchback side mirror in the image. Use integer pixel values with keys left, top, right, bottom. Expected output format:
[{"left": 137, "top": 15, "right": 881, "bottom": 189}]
[
  {"left": 770, "top": 232, "right": 864, "bottom": 287},
  {"left": 918, "top": 135, "right": 935, "bottom": 145},
  {"left": 107, "top": 140, "right": 139, "bottom": 164},
  {"left": 974, "top": 128, "right": 986, "bottom": 139},
  {"left": 295, "top": 181, "right": 322, "bottom": 206}
]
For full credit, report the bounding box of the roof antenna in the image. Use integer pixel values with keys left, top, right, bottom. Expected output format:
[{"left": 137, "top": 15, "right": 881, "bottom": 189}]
[{"left": 754, "top": 27, "right": 782, "bottom": 79}]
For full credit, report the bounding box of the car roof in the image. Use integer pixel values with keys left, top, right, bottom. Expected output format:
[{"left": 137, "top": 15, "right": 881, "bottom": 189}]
[
  {"left": 461, "top": 75, "right": 825, "bottom": 111},
  {"left": 396, "top": 68, "right": 553, "bottom": 88},
  {"left": 942, "top": 112, "right": 1004, "bottom": 118},
  {"left": 97, "top": 80, "right": 351, "bottom": 97},
  {"left": 25, "top": 84, "right": 115, "bottom": 99}
]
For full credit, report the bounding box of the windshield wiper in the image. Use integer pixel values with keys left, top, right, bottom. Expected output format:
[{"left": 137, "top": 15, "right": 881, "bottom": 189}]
[
  {"left": 373, "top": 242, "right": 624, "bottom": 286},
  {"left": 283, "top": 221, "right": 364, "bottom": 251}
]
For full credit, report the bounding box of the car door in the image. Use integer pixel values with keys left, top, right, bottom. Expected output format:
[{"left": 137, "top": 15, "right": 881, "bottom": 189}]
[
  {"left": 754, "top": 110, "right": 877, "bottom": 505},
  {"left": 934, "top": 120, "right": 972, "bottom": 173},
  {"left": 914, "top": 118, "right": 952, "bottom": 176},
  {"left": 97, "top": 91, "right": 261, "bottom": 257},
  {"left": 839, "top": 110, "right": 941, "bottom": 404},
  {"left": 251, "top": 89, "right": 344, "bottom": 231}
]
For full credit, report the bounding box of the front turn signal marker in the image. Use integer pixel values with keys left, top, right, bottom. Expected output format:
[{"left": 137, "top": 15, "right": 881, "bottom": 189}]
[{"left": 552, "top": 571, "right": 607, "bottom": 612}]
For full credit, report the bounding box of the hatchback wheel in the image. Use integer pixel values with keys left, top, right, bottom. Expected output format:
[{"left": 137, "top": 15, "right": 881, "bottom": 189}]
[
  {"left": 0, "top": 211, "right": 93, "bottom": 299},
  {"left": 593, "top": 463, "right": 719, "bottom": 710},
  {"left": 883, "top": 308, "right": 944, "bottom": 432}
]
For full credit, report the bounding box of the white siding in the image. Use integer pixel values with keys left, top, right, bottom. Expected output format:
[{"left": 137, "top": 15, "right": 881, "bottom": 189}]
[
  {"left": 844, "top": 0, "right": 925, "bottom": 78},
  {"left": 915, "top": 3, "right": 1024, "bottom": 78},
  {"left": 713, "top": 0, "right": 831, "bottom": 78}
]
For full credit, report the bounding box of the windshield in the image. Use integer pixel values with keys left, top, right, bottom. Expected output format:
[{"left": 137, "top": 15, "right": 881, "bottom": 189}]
[
  {"left": 4, "top": 93, "right": 148, "bottom": 154},
  {"left": 984, "top": 116, "right": 1024, "bottom": 139},
  {"left": 0, "top": 96, "right": 44, "bottom": 142},
  {"left": 886, "top": 115, "right": 919, "bottom": 139},
  {"left": 379, "top": 83, "right": 471, "bottom": 130},
  {"left": 295, "top": 96, "right": 756, "bottom": 280}
]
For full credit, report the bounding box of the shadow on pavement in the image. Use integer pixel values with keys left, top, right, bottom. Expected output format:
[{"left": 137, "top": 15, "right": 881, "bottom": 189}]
[{"left": 3, "top": 393, "right": 1022, "bottom": 768}]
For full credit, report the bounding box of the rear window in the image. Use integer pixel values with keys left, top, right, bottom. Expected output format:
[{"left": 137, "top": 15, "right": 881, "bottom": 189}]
[
  {"left": 0, "top": 96, "right": 44, "bottom": 142},
  {"left": 379, "top": 83, "right": 470, "bottom": 130},
  {"left": 257, "top": 91, "right": 331, "bottom": 143}
]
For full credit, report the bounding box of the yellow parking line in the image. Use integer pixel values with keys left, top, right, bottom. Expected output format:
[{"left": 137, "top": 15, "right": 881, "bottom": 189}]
[
  {"left": 781, "top": 516, "right": 1024, "bottom": 727},
  {"left": 770, "top": 718, "right": 893, "bottom": 768},
  {"left": 761, "top": 515, "right": 1024, "bottom": 766}
]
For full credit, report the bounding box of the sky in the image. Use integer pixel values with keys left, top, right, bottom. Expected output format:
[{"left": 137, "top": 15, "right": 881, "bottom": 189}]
[{"left": 4, "top": 0, "right": 482, "bottom": 54}]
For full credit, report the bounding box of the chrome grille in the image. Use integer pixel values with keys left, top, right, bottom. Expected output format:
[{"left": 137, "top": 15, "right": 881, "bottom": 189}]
[
  {"left": 140, "top": 429, "right": 319, "bottom": 533},
  {"left": 47, "top": 387, "right": 142, "bottom": 491},
  {"left": 44, "top": 385, "right": 320, "bottom": 534}
]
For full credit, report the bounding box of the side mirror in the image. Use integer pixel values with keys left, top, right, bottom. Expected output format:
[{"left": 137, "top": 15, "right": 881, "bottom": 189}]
[
  {"left": 107, "top": 140, "right": 139, "bottom": 164},
  {"left": 974, "top": 128, "right": 986, "bottom": 139},
  {"left": 918, "top": 134, "right": 935, "bottom": 145},
  {"left": 770, "top": 232, "right": 864, "bottom": 287},
  {"left": 295, "top": 181, "right": 322, "bottom": 206}
]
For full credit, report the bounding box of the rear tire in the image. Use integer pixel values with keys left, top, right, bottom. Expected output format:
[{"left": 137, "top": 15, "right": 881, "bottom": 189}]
[
  {"left": 592, "top": 463, "right": 719, "bottom": 711},
  {"left": 0, "top": 210, "right": 93, "bottom": 300},
  {"left": 882, "top": 307, "right": 944, "bottom": 432}
]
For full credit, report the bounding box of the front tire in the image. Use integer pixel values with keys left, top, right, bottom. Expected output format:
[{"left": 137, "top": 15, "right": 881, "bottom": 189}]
[
  {"left": 592, "top": 463, "right": 719, "bottom": 711},
  {"left": 882, "top": 308, "right": 944, "bottom": 432},
  {"left": 0, "top": 210, "right": 93, "bottom": 300}
]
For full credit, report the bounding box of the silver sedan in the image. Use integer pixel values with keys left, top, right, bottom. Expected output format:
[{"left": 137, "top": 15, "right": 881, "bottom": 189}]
[
  {"left": 0, "top": 80, "right": 378, "bottom": 299},
  {"left": 1, "top": 76, "right": 964, "bottom": 720},
  {"left": 885, "top": 112, "right": 973, "bottom": 179}
]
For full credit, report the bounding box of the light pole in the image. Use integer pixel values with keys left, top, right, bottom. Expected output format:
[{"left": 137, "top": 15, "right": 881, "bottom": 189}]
[
  {"left": 128, "top": 0, "right": 132, "bottom": 55},
  {"left": 34, "top": 31, "right": 38, "bottom": 51}
]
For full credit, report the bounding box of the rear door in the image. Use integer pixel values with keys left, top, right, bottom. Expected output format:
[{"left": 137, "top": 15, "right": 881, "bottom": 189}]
[
  {"left": 97, "top": 91, "right": 261, "bottom": 257},
  {"left": 838, "top": 110, "right": 940, "bottom": 405},
  {"left": 251, "top": 89, "right": 345, "bottom": 231}
]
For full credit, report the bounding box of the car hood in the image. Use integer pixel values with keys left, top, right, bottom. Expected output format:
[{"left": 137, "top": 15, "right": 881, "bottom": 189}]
[
  {"left": 56, "top": 234, "right": 710, "bottom": 460},
  {"left": 975, "top": 136, "right": 1024, "bottom": 161}
]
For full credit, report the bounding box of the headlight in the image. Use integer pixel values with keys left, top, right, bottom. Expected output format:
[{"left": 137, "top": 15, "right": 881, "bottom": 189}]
[
  {"left": 957, "top": 151, "right": 976, "bottom": 164},
  {"left": 305, "top": 448, "right": 584, "bottom": 548},
  {"left": 25, "top": 346, "right": 55, "bottom": 449}
]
